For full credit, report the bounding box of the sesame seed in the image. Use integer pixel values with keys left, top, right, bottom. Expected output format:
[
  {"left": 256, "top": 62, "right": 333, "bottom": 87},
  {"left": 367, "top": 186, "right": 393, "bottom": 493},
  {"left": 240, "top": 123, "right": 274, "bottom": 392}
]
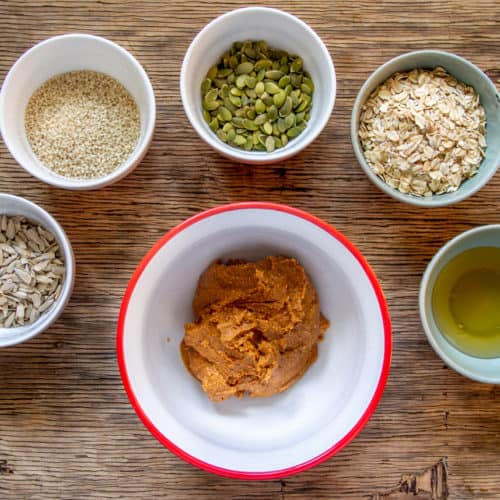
[{"left": 25, "top": 70, "right": 141, "bottom": 180}]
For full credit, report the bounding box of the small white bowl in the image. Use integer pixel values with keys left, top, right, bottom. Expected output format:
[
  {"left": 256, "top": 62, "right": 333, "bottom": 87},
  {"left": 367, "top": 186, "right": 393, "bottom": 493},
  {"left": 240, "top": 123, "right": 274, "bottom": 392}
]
[
  {"left": 180, "top": 7, "right": 336, "bottom": 164},
  {"left": 117, "top": 202, "right": 391, "bottom": 478},
  {"left": 0, "top": 34, "right": 156, "bottom": 190},
  {"left": 351, "top": 50, "right": 500, "bottom": 207},
  {"left": 419, "top": 225, "right": 500, "bottom": 383},
  {"left": 0, "top": 193, "right": 75, "bottom": 347}
]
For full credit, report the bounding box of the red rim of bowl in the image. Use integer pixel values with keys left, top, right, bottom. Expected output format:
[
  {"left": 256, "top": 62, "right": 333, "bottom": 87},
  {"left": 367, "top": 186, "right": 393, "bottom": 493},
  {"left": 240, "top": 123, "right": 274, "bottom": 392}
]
[{"left": 116, "top": 201, "right": 392, "bottom": 480}]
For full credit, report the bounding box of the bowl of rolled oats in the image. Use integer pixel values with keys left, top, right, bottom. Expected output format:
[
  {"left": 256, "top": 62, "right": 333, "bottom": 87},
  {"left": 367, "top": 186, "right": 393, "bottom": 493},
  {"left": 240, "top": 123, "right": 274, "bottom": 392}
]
[
  {"left": 0, "top": 194, "right": 75, "bottom": 347},
  {"left": 351, "top": 50, "right": 500, "bottom": 206},
  {"left": 0, "top": 34, "right": 155, "bottom": 190}
]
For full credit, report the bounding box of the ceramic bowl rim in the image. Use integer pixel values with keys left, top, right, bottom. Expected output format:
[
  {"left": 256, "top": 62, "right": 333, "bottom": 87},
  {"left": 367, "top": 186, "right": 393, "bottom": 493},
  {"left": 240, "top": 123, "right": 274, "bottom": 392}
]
[
  {"left": 116, "top": 201, "right": 392, "bottom": 479},
  {"left": 0, "top": 33, "right": 156, "bottom": 190},
  {"left": 0, "top": 193, "right": 75, "bottom": 347},
  {"left": 350, "top": 49, "right": 500, "bottom": 207},
  {"left": 419, "top": 224, "right": 500, "bottom": 383},
  {"left": 180, "top": 7, "right": 336, "bottom": 164}
]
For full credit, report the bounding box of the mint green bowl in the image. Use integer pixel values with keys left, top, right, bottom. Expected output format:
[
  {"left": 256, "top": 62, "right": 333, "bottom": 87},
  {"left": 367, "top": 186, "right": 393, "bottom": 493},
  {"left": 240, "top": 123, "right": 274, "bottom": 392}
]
[
  {"left": 351, "top": 50, "right": 500, "bottom": 207},
  {"left": 419, "top": 225, "right": 500, "bottom": 383}
]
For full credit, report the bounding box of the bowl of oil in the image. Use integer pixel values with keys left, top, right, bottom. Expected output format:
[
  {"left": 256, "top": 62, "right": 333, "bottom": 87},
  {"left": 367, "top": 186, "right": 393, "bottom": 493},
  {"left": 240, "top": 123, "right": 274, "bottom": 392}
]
[{"left": 420, "top": 225, "right": 500, "bottom": 383}]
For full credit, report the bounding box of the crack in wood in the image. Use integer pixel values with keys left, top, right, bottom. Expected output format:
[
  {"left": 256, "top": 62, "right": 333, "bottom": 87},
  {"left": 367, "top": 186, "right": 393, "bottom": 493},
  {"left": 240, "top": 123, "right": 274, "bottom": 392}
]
[
  {"left": 0, "top": 460, "right": 14, "bottom": 475},
  {"left": 370, "top": 458, "right": 448, "bottom": 499}
]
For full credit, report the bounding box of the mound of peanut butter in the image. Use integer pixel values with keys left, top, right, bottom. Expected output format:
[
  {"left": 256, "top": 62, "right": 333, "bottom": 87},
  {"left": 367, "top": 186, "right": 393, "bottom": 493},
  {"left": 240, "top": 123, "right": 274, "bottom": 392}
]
[{"left": 180, "top": 256, "right": 329, "bottom": 402}]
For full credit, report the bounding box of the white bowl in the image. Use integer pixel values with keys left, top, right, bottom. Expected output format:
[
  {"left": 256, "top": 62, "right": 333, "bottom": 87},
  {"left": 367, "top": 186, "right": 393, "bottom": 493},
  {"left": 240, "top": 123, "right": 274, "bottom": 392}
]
[
  {"left": 180, "top": 7, "right": 336, "bottom": 164},
  {"left": 420, "top": 224, "right": 500, "bottom": 383},
  {"left": 0, "top": 193, "right": 75, "bottom": 347},
  {"left": 117, "top": 202, "right": 391, "bottom": 478},
  {"left": 0, "top": 34, "right": 156, "bottom": 190}
]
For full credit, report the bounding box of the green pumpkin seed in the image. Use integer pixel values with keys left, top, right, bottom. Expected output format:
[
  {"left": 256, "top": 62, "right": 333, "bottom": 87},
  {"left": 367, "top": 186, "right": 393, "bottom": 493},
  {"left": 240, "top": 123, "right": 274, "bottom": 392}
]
[
  {"left": 254, "top": 113, "right": 267, "bottom": 126},
  {"left": 209, "top": 117, "right": 219, "bottom": 131},
  {"left": 265, "top": 136, "right": 275, "bottom": 152},
  {"left": 203, "top": 110, "right": 211, "bottom": 123},
  {"left": 245, "top": 88, "right": 257, "bottom": 99},
  {"left": 273, "top": 90, "right": 286, "bottom": 108},
  {"left": 230, "top": 87, "right": 243, "bottom": 96},
  {"left": 281, "top": 133, "right": 289, "bottom": 146},
  {"left": 203, "top": 96, "right": 221, "bottom": 111},
  {"left": 287, "top": 125, "right": 306, "bottom": 138},
  {"left": 255, "top": 59, "right": 272, "bottom": 71},
  {"left": 217, "top": 106, "right": 233, "bottom": 122},
  {"left": 235, "top": 61, "right": 254, "bottom": 75},
  {"left": 235, "top": 74, "right": 247, "bottom": 89},
  {"left": 264, "top": 81, "right": 281, "bottom": 95},
  {"left": 290, "top": 57, "right": 303, "bottom": 73},
  {"left": 262, "top": 94, "right": 274, "bottom": 107},
  {"left": 229, "top": 94, "right": 242, "bottom": 107},
  {"left": 222, "top": 122, "right": 233, "bottom": 133},
  {"left": 277, "top": 118, "right": 287, "bottom": 134},
  {"left": 201, "top": 78, "right": 212, "bottom": 95},
  {"left": 244, "top": 137, "right": 254, "bottom": 150},
  {"left": 207, "top": 66, "right": 217, "bottom": 80},
  {"left": 267, "top": 105, "right": 278, "bottom": 121},
  {"left": 246, "top": 76, "right": 257, "bottom": 89},
  {"left": 301, "top": 82, "right": 313, "bottom": 95},
  {"left": 278, "top": 96, "right": 292, "bottom": 117},
  {"left": 278, "top": 75, "right": 291, "bottom": 89},
  {"left": 255, "top": 82, "right": 265, "bottom": 96},
  {"left": 217, "top": 68, "right": 233, "bottom": 78},
  {"left": 263, "top": 121, "right": 273, "bottom": 135},
  {"left": 245, "top": 108, "right": 257, "bottom": 120},
  {"left": 216, "top": 129, "right": 228, "bottom": 142},
  {"left": 284, "top": 113, "right": 296, "bottom": 129},
  {"left": 227, "top": 128, "right": 236, "bottom": 142},
  {"left": 255, "top": 98, "right": 266, "bottom": 114},
  {"left": 229, "top": 55, "right": 239, "bottom": 68},
  {"left": 290, "top": 73, "right": 302, "bottom": 88},
  {"left": 256, "top": 68, "right": 266, "bottom": 82},
  {"left": 232, "top": 116, "right": 246, "bottom": 128},
  {"left": 296, "top": 94, "right": 312, "bottom": 113},
  {"left": 223, "top": 97, "right": 236, "bottom": 113},
  {"left": 233, "top": 134, "right": 247, "bottom": 146},
  {"left": 265, "top": 70, "right": 284, "bottom": 80}
]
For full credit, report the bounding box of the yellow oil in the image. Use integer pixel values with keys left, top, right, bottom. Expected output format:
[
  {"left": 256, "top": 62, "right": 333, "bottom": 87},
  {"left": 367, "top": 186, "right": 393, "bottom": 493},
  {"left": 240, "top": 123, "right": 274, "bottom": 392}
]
[{"left": 432, "top": 246, "right": 500, "bottom": 358}]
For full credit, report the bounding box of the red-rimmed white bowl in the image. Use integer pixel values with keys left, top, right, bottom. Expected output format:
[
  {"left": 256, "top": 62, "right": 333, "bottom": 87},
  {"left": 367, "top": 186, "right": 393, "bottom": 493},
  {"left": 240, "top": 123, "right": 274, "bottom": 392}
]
[{"left": 117, "top": 202, "right": 391, "bottom": 479}]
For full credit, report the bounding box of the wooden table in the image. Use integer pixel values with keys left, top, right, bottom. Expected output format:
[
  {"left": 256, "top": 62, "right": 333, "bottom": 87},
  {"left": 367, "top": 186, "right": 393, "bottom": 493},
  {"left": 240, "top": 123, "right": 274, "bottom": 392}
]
[{"left": 0, "top": 1, "right": 499, "bottom": 498}]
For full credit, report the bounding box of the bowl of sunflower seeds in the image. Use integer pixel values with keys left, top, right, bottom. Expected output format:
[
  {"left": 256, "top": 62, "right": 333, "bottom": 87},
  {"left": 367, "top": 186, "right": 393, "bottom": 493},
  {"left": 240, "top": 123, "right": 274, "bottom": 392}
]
[
  {"left": 180, "top": 7, "right": 336, "bottom": 164},
  {"left": 351, "top": 50, "right": 500, "bottom": 207},
  {"left": 0, "top": 194, "right": 75, "bottom": 347}
]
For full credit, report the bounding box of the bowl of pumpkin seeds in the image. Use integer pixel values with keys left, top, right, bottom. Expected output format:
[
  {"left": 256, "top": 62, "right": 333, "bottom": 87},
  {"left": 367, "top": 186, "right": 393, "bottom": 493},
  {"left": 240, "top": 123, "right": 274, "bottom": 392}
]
[
  {"left": 0, "top": 194, "right": 75, "bottom": 347},
  {"left": 181, "top": 7, "right": 336, "bottom": 164}
]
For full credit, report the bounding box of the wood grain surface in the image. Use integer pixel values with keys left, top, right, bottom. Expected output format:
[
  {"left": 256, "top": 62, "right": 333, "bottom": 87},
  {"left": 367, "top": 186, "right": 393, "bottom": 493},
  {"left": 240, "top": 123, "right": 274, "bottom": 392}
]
[{"left": 0, "top": 1, "right": 499, "bottom": 499}]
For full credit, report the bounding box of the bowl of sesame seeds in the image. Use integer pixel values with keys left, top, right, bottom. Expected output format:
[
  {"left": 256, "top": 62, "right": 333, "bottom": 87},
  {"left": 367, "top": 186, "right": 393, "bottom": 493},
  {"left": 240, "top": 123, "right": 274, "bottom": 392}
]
[
  {"left": 351, "top": 50, "right": 500, "bottom": 207},
  {"left": 0, "top": 34, "right": 156, "bottom": 190},
  {"left": 0, "top": 193, "right": 75, "bottom": 347}
]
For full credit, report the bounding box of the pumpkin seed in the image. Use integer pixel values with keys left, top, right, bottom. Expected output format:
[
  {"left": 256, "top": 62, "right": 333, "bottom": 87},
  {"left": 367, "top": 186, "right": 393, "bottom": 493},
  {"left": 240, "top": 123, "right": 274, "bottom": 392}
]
[
  {"left": 265, "top": 136, "right": 275, "bottom": 152},
  {"left": 235, "top": 61, "right": 254, "bottom": 75},
  {"left": 273, "top": 90, "right": 286, "bottom": 108},
  {"left": 264, "top": 81, "right": 281, "bottom": 95},
  {"left": 200, "top": 40, "right": 313, "bottom": 152}
]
